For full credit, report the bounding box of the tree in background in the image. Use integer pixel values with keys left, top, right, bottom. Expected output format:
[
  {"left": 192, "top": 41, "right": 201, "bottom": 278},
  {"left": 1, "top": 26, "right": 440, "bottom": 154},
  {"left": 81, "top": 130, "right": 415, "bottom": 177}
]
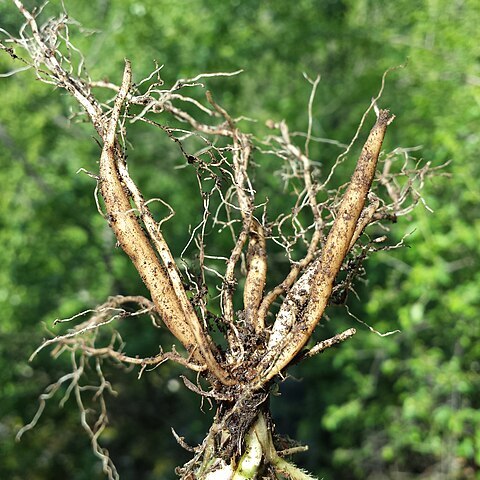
[
  {"left": 1, "top": 1, "right": 478, "bottom": 479},
  {"left": 0, "top": 2, "right": 435, "bottom": 479}
]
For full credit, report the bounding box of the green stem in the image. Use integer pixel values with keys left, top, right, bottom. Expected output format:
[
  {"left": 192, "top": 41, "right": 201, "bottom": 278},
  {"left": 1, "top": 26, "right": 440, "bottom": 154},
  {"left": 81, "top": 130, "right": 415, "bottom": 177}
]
[
  {"left": 231, "top": 412, "right": 319, "bottom": 480},
  {"left": 232, "top": 418, "right": 263, "bottom": 479},
  {"left": 271, "top": 455, "right": 318, "bottom": 480}
]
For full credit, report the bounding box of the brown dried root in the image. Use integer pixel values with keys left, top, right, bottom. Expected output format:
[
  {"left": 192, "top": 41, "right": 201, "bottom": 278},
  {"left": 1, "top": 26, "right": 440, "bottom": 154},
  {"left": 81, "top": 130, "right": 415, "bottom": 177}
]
[
  {"left": 254, "top": 109, "right": 395, "bottom": 388},
  {"left": 243, "top": 219, "right": 268, "bottom": 332},
  {"left": 98, "top": 60, "right": 232, "bottom": 385}
]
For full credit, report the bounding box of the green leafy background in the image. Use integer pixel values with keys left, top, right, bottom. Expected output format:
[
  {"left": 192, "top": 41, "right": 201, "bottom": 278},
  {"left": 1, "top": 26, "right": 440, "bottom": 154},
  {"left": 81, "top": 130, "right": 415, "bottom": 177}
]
[{"left": 0, "top": 0, "right": 479, "bottom": 479}]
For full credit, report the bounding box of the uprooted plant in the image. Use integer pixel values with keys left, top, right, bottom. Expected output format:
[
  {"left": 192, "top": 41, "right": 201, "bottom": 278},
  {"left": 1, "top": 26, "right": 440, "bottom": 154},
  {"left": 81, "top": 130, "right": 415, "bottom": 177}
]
[{"left": 1, "top": 2, "right": 438, "bottom": 479}]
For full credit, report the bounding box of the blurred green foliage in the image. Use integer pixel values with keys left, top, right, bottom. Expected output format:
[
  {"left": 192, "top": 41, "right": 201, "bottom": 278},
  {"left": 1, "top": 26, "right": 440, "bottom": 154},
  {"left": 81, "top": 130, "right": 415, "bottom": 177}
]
[{"left": 0, "top": 0, "right": 479, "bottom": 479}]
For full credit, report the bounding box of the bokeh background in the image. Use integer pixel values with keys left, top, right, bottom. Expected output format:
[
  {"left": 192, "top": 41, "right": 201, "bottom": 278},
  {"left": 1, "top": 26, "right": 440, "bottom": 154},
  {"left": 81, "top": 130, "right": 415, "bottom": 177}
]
[{"left": 0, "top": 0, "right": 479, "bottom": 479}]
